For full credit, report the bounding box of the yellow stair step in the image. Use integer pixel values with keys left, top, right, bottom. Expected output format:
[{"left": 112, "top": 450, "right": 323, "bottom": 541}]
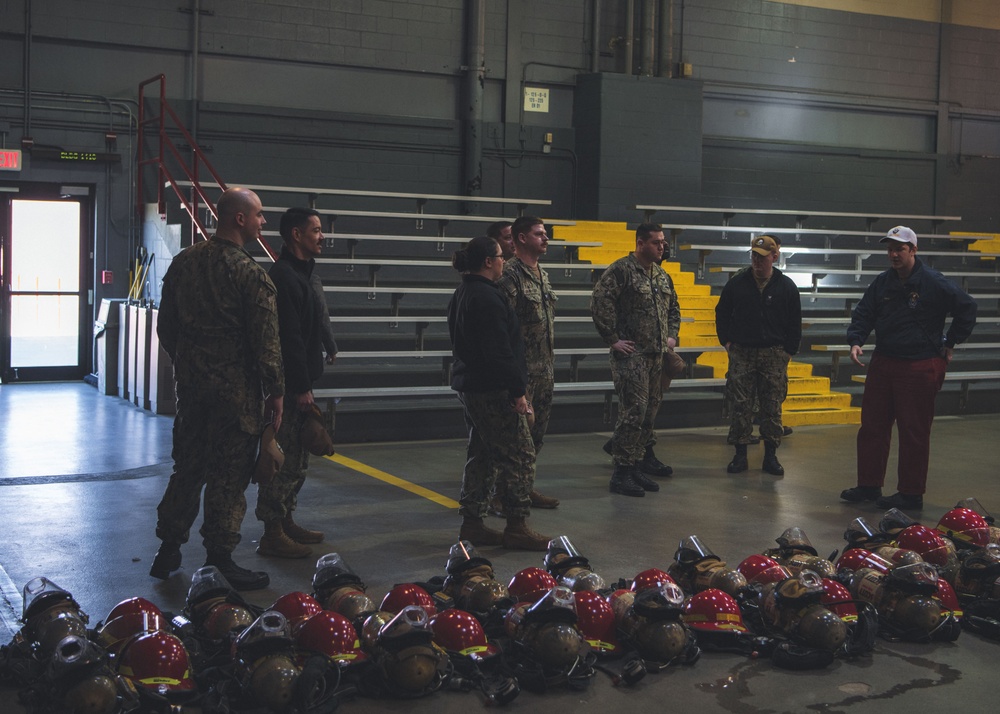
[
  {"left": 788, "top": 376, "right": 831, "bottom": 393},
  {"left": 680, "top": 321, "right": 719, "bottom": 337},
  {"left": 787, "top": 361, "right": 814, "bottom": 378},
  {"left": 681, "top": 335, "right": 723, "bottom": 348},
  {"left": 783, "top": 407, "right": 861, "bottom": 426},
  {"left": 784, "top": 392, "right": 854, "bottom": 410}
]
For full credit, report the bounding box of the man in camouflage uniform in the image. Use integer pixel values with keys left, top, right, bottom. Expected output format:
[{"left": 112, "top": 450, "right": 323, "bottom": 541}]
[
  {"left": 487, "top": 220, "right": 515, "bottom": 260},
  {"left": 591, "top": 223, "right": 681, "bottom": 497},
  {"left": 150, "top": 187, "right": 284, "bottom": 591},
  {"left": 493, "top": 216, "right": 559, "bottom": 514},
  {"left": 715, "top": 235, "right": 801, "bottom": 476}
]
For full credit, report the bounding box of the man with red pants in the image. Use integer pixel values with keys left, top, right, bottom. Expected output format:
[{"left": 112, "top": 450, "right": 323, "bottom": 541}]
[{"left": 840, "top": 226, "right": 977, "bottom": 510}]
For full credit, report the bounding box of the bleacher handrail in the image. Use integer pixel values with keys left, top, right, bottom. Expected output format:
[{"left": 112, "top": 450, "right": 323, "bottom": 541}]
[
  {"left": 172, "top": 179, "right": 551, "bottom": 208},
  {"left": 637, "top": 205, "right": 962, "bottom": 222},
  {"left": 137, "top": 74, "right": 278, "bottom": 260},
  {"left": 662, "top": 224, "right": 990, "bottom": 239}
]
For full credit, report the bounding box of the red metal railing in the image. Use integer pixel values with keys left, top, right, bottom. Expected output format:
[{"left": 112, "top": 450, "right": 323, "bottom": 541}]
[{"left": 137, "top": 74, "right": 277, "bottom": 259}]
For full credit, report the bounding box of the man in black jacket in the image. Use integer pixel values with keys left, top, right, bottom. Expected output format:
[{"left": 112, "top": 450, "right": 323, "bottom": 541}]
[
  {"left": 255, "top": 207, "right": 328, "bottom": 558},
  {"left": 715, "top": 235, "right": 802, "bottom": 475}
]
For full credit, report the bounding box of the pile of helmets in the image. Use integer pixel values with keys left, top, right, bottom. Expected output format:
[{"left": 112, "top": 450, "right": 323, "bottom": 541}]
[{"left": 4, "top": 498, "right": 999, "bottom": 711}]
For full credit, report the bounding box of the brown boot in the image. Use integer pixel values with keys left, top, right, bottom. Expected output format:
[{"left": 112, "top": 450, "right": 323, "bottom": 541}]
[
  {"left": 459, "top": 516, "right": 504, "bottom": 546},
  {"left": 502, "top": 516, "right": 550, "bottom": 551},
  {"left": 529, "top": 490, "right": 560, "bottom": 509},
  {"left": 257, "top": 520, "right": 312, "bottom": 559},
  {"left": 282, "top": 513, "right": 324, "bottom": 544}
]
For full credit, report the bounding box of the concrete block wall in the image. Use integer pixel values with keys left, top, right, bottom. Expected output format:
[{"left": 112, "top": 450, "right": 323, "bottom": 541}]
[{"left": 1, "top": 0, "right": 1000, "bottom": 320}]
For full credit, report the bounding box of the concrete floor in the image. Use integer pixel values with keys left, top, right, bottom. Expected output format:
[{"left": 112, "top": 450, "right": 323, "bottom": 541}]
[{"left": 1, "top": 382, "right": 999, "bottom": 713}]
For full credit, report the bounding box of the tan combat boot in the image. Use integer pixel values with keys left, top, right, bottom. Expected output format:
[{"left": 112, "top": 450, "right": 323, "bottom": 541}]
[
  {"left": 529, "top": 490, "right": 560, "bottom": 509},
  {"left": 502, "top": 516, "right": 550, "bottom": 551},
  {"left": 282, "top": 513, "right": 324, "bottom": 544},
  {"left": 459, "top": 516, "right": 504, "bottom": 546},
  {"left": 257, "top": 520, "right": 312, "bottom": 559}
]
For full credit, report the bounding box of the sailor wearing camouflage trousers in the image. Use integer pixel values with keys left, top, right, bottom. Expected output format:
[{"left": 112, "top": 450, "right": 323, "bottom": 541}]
[
  {"left": 591, "top": 223, "right": 681, "bottom": 497},
  {"left": 715, "top": 235, "right": 801, "bottom": 476},
  {"left": 494, "top": 216, "right": 560, "bottom": 512},
  {"left": 448, "top": 235, "right": 552, "bottom": 551}
]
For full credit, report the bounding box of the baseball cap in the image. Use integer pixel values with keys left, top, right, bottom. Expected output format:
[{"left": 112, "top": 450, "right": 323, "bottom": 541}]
[
  {"left": 751, "top": 235, "right": 779, "bottom": 256},
  {"left": 880, "top": 226, "right": 917, "bottom": 247}
]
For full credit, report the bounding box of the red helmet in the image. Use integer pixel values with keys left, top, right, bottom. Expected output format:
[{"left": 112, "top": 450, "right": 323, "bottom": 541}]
[
  {"left": 429, "top": 609, "right": 499, "bottom": 662},
  {"left": 379, "top": 584, "right": 437, "bottom": 618},
  {"left": 630, "top": 568, "right": 676, "bottom": 593},
  {"left": 896, "top": 525, "right": 949, "bottom": 567},
  {"left": 682, "top": 589, "right": 748, "bottom": 633},
  {"left": 835, "top": 548, "right": 892, "bottom": 575},
  {"left": 820, "top": 578, "right": 857, "bottom": 621},
  {"left": 573, "top": 591, "right": 620, "bottom": 655},
  {"left": 507, "top": 568, "right": 558, "bottom": 604},
  {"left": 270, "top": 592, "right": 323, "bottom": 633},
  {"left": 116, "top": 631, "right": 196, "bottom": 696},
  {"left": 737, "top": 555, "right": 790, "bottom": 586},
  {"left": 295, "top": 610, "right": 367, "bottom": 665},
  {"left": 934, "top": 579, "right": 962, "bottom": 618},
  {"left": 936, "top": 508, "right": 990, "bottom": 549},
  {"left": 105, "top": 597, "right": 163, "bottom": 624},
  {"left": 96, "top": 611, "right": 168, "bottom": 655}
]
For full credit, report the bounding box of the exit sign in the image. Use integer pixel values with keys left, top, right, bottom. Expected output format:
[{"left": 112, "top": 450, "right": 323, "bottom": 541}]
[{"left": 0, "top": 149, "right": 21, "bottom": 171}]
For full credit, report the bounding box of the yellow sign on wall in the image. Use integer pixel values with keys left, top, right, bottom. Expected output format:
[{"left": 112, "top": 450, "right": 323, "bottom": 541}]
[
  {"left": 773, "top": 0, "right": 1000, "bottom": 30},
  {"left": 524, "top": 87, "right": 550, "bottom": 113}
]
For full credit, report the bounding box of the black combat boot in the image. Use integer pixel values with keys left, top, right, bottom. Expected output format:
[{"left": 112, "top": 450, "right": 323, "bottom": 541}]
[
  {"left": 631, "top": 469, "right": 660, "bottom": 492},
  {"left": 204, "top": 551, "right": 270, "bottom": 591},
  {"left": 727, "top": 444, "right": 748, "bottom": 473},
  {"left": 149, "top": 541, "right": 182, "bottom": 580},
  {"left": 762, "top": 440, "right": 784, "bottom": 476},
  {"left": 609, "top": 464, "right": 645, "bottom": 497},
  {"left": 640, "top": 445, "right": 673, "bottom": 477}
]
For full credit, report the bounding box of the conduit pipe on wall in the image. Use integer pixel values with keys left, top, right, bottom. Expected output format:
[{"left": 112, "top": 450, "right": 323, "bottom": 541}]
[
  {"left": 190, "top": 0, "right": 201, "bottom": 141},
  {"left": 590, "top": 0, "right": 601, "bottom": 73},
  {"left": 22, "top": 0, "right": 32, "bottom": 140},
  {"left": 640, "top": 0, "right": 656, "bottom": 76},
  {"left": 463, "top": 0, "right": 486, "bottom": 202},
  {"left": 658, "top": 0, "right": 674, "bottom": 78}
]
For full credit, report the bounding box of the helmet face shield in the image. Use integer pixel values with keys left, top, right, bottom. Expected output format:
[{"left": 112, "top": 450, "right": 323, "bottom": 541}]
[
  {"left": 879, "top": 508, "right": 917, "bottom": 534},
  {"left": 776, "top": 527, "right": 817, "bottom": 555},
  {"left": 187, "top": 566, "right": 235, "bottom": 606},
  {"left": 956, "top": 497, "right": 995, "bottom": 524},
  {"left": 22, "top": 577, "right": 79, "bottom": 622},
  {"left": 674, "top": 535, "right": 716, "bottom": 565},
  {"left": 524, "top": 586, "right": 576, "bottom": 625},
  {"left": 844, "top": 517, "right": 879, "bottom": 544},
  {"left": 312, "top": 552, "right": 363, "bottom": 592}
]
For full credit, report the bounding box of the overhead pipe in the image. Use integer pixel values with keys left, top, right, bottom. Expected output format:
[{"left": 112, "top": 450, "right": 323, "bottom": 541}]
[
  {"left": 658, "top": 0, "right": 674, "bottom": 77},
  {"left": 463, "top": 0, "right": 486, "bottom": 206},
  {"left": 640, "top": 0, "right": 656, "bottom": 76}
]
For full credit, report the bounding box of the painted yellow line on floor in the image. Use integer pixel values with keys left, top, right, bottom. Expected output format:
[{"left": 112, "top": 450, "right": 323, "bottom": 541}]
[{"left": 326, "top": 453, "right": 459, "bottom": 509}]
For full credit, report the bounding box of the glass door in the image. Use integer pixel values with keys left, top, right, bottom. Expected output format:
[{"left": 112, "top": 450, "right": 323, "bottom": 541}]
[{"left": 1, "top": 197, "right": 88, "bottom": 382}]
